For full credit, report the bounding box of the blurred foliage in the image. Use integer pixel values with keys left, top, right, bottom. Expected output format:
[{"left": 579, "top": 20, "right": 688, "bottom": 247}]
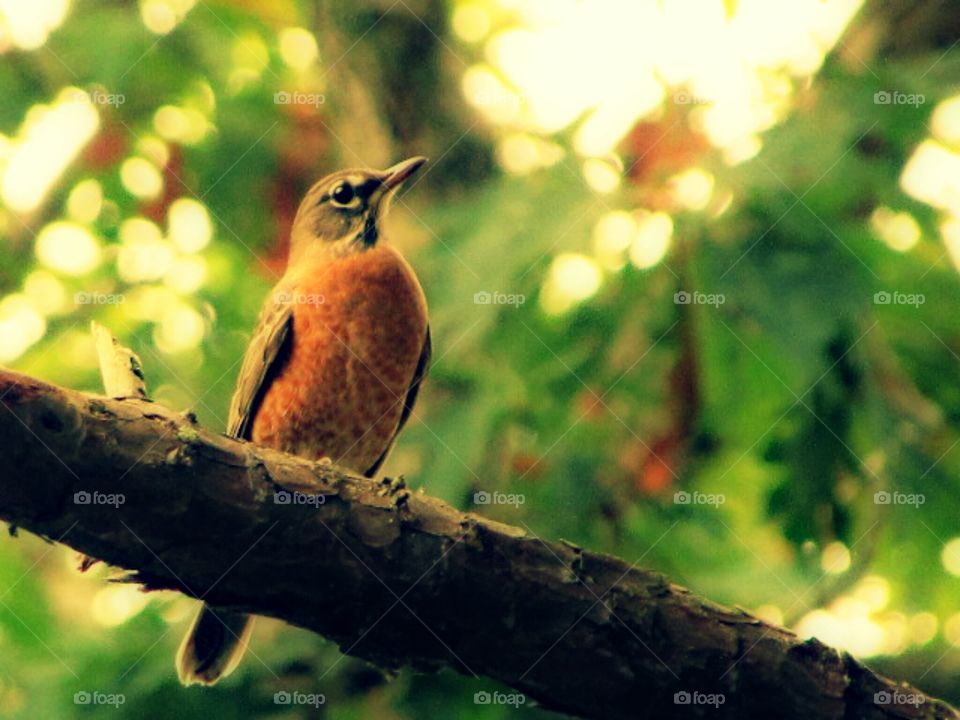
[{"left": 1, "top": 0, "right": 960, "bottom": 717}]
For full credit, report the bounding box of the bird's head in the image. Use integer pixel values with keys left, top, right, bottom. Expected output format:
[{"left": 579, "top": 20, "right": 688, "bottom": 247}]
[{"left": 289, "top": 156, "right": 427, "bottom": 264}]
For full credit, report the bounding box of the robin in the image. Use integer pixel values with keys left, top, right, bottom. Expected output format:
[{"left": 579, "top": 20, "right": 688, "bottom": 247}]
[{"left": 176, "top": 157, "right": 432, "bottom": 686}]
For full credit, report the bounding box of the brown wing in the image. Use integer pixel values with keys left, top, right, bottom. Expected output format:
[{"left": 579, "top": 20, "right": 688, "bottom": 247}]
[
  {"left": 364, "top": 326, "right": 432, "bottom": 477},
  {"left": 227, "top": 290, "right": 294, "bottom": 440}
]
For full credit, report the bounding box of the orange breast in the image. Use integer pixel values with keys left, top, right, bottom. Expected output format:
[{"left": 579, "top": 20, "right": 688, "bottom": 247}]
[{"left": 250, "top": 245, "right": 428, "bottom": 475}]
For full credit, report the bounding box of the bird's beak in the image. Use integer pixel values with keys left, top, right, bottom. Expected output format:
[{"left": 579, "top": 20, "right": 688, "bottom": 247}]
[
  {"left": 367, "top": 157, "right": 428, "bottom": 228},
  {"left": 381, "top": 156, "right": 428, "bottom": 191}
]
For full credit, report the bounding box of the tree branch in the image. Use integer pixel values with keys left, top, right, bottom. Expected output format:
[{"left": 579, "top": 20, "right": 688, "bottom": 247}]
[{"left": 0, "top": 367, "right": 954, "bottom": 719}]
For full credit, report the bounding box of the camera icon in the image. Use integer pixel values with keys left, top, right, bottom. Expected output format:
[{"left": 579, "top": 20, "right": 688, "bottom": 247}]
[
  {"left": 674, "top": 92, "right": 691, "bottom": 105},
  {"left": 65, "top": 88, "right": 89, "bottom": 104},
  {"left": 274, "top": 91, "right": 291, "bottom": 105},
  {"left": 873, "top": 291, "right": 891, "bottom": 305},
  {"left": 74, "top": 491, "right": 91, "bottom": 505},
  {"left": 274, "top": 491, "right": 291, "bottom": 505},
  {"left": 673, "top": 491, "right": 690, "bottom": 505},
  {"left": 474, "top": 291, "right": 491, "bottom": 305},
  {"left": 674, "top": 291, "right": 691, "bottom": 305},
  {"left": 274, "top": 691, "right": 292, "bottom": 704},
  {"left": 473, "top": 491, "right": 491, "bottom": 505},
  {"left": 674, "top": 691, "right": 691, "bottom": 705},
  {"left": 874, "top": 91, "right": 891, "bottom": 105},
  {"left": 873, "top": 691, "right": 891, "bottom": 705},
  {"left": 74, "top": 691, "right": 91, "bottom": 705},
  {"left": 74, "top": 292, "right": 90, "bottom": 305},
  {"left": 874, "top": 491, "right": 891, "bottom": 505},
  {"left": 474, "top": 691, "right": 491, "bottom": 704}
]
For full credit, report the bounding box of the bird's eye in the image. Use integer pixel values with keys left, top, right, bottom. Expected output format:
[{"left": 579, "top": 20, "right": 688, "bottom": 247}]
[{"left": 330, "top": 182, "right": 356, "bottom": 206}]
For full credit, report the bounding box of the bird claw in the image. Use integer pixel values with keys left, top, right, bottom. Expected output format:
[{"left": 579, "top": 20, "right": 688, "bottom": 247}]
[{"left": 78, "top": 553, "right": 101, "bottom": 572}]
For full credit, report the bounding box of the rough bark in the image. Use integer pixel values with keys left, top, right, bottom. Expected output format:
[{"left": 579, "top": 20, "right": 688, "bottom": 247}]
[{"left": 0, "top": 367, "right": 954, "bottom": 720}]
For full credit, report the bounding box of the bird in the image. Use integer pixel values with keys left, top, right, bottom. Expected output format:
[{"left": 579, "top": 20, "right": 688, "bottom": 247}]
[{"left": 176, "top": 156, "right": 432, "bottom": 686}]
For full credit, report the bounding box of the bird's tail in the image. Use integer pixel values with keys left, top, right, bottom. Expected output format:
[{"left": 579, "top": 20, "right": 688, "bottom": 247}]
[{"left": 176, "top": 604, "right": 253, "bottom": 686}]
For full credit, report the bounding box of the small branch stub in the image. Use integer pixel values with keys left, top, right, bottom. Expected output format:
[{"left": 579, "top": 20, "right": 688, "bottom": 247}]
[
  {"left": 92, "top": 321, "right": 148, "bottom": 399},
  {"left": 82, "top": 323, "right": 151, "bottom": 572}
]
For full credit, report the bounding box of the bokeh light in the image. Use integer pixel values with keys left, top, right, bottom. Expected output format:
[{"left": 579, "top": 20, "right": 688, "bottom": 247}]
[
  {"left": 154, "top": 302, "right": 206, "bottom": 354},
  {"left": 90, "top": 585, "right": 151, "bottom": 627},
  {"left": 0, "top": 0, "right": 70, "bottom": 50},
  {"left": 168, "top": 198, "right": 213, "bottom": 253},
  {"left": 795, "top": 577, "right": 908, "bottom": 658},
  {"left": 870, "top": 206, "right": 921, "bottom": 253},
  {"left": 629, "top": 212, "right": 673, "bottom": 270},
  {"left": 941, "top": 537, "right": 960, "bottom": 576},
  {"left": 66, "top": 179, "right": 104, "bottom": 224},
  {"left": 279, "top": 27, "right": 319, "bottom": 70},
  {"left": 120, "top": 157, "right": 164, "bottom": 200},
  {"left": 821, "top": 541, "right": 851, "bottom": 575},
  {"left": 0, "top": 294, "right": 46, "bottom": 363},
  {"left": 1, "top": 90, "right": 99, "bottom": 213},
  {"left": 35, "top": 221, "right": 101, "bottom": 275},
  {"left": 540, "top": 253, "right": 603, "bottom": 315},
  {"left": 139, "top": 0, "right": 195, "bottom": 35},
  {"left": 931, "top": 94, "right": 960, "bottom": 146},
  {"left": 153, "top": 105, "right": 210, "bottom": 145}
]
